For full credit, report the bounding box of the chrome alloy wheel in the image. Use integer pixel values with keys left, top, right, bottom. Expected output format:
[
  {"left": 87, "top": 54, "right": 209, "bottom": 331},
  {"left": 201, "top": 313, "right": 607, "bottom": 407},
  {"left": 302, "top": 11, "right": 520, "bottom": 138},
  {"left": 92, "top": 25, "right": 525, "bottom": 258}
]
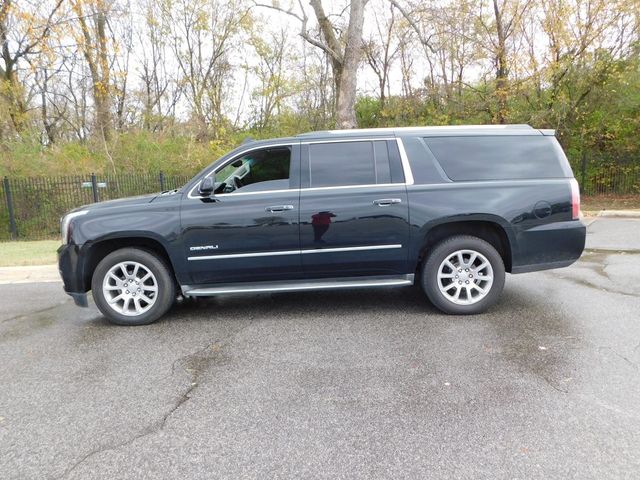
[
  {"left": 437, "top": 249, "right": 494, "bottom": 305},
  {"left": 102, "top": 261, "right": 158, "bottom": 316}
]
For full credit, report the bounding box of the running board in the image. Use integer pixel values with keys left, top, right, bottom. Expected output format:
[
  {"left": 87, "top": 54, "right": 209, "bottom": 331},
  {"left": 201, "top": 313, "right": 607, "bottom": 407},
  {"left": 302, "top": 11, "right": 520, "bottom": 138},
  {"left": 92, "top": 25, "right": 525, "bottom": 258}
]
[{"left": 182, "top": 274, "right": 414, "bottom": 297}]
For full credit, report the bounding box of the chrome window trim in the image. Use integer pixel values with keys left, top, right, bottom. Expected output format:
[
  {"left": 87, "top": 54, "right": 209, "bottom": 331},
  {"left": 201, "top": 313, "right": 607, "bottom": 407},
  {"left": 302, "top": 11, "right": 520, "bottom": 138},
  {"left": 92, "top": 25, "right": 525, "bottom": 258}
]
[
  {"left": 299, "top": 183, "right": 403, "bottom": 193},
  {"left": 187, "top": 137, "right": 415, "bottom": 200},
  {"left": 405, "top": 178, "right": 570, "bottom": 190},
  {"left": 187, "top": 142, "right": 295, "bottom": 199},
  {"left": 188, "top": 243, "right": 402, "bottom": 261},
  {"left": 200, "top": 182, "right": 409, "bottom": 200},
  {"left": 395, "top": 138, "right": 414, "bottom": 185},
  {"left": 214, "top": 188, "right": 295, "bottom": 198}
]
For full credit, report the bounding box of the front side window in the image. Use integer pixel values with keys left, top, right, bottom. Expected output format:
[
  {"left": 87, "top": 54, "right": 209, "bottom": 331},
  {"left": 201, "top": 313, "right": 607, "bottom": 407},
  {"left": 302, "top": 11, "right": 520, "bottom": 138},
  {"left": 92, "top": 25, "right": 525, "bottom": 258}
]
[{"left": 215, "top": 146, "right": 291, "bottom": 194}]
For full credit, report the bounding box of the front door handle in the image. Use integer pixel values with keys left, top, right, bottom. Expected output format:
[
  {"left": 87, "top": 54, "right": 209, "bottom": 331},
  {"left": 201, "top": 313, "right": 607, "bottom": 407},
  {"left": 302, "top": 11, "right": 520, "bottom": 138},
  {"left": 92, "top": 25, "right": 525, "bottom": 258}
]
[
  {"left": 373, "top": 198, "right": 402, "bottom": 207},
  {"left": 265, "top": 204, "right": 295, "bottom": 213}
]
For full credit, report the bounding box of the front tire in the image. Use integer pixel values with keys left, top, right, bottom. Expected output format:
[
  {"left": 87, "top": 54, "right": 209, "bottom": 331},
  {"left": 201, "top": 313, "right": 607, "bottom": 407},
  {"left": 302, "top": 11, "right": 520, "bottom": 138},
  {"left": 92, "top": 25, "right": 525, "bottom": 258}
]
[
  {"left": 92, "top": 248, "right": 176, "bottom": 325},
  {"left": 421, "top": 235, "right": 505, "bottom": 315}
]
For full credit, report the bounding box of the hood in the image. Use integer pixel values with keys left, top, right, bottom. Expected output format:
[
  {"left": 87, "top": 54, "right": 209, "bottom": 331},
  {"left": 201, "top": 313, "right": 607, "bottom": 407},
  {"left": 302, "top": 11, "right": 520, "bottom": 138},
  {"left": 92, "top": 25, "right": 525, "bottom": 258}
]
[{"left": 78, "top": 193, "right": 160, "bottom": 213}]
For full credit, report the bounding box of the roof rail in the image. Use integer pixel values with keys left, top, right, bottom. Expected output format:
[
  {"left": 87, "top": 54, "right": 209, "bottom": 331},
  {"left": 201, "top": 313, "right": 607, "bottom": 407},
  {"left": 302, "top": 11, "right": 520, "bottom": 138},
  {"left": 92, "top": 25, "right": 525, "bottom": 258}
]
[{"left": 296, "top": 124, "right": 534, "bottom": 137}]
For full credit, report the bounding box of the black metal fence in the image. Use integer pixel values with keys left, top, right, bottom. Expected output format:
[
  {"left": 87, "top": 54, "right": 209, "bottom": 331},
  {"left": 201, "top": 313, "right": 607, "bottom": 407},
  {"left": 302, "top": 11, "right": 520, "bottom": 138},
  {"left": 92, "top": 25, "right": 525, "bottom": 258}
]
[
  {"left": 1, "top": 167, "right": 639, "bottom": 241},
  {"left": 578, "top": 165, "right": 640, "bottom": 196},
  {"left": 1, "top": 173, "right": 191, "bottom": 241}
]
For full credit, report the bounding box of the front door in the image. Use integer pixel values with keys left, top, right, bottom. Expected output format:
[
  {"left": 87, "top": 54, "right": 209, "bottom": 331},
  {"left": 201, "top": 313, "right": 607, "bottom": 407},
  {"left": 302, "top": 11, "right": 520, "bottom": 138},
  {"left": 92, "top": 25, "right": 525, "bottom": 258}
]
[
  {"left": 181, "top": 143, "right": 302, "bottom": 285},
  {"left": 298, "top": 139, "right": 410, "bottom": 278}
]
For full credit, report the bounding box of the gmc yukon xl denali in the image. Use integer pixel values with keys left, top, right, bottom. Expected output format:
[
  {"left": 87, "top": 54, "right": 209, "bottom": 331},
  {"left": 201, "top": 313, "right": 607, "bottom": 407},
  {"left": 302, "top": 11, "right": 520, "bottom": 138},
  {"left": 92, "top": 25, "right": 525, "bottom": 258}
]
[{"left": 58, "top": 125, "right": 586, "bottom": 325}]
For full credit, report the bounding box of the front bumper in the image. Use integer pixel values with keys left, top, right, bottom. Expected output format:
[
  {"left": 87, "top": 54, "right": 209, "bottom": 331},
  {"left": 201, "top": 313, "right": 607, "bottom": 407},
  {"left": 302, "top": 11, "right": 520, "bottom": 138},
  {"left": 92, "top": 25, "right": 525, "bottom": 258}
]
[{"left": 57, "top": 243, "right": 89, "bottom": 307}]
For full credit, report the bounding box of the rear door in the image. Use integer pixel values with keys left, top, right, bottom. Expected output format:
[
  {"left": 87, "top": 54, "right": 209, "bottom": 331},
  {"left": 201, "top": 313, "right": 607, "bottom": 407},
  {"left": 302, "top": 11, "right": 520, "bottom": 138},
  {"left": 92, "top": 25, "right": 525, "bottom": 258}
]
[
  {"left": 298, "top": 138, "right": 410, "bottom": 278},
  {"left": 181, "top": 143, "right": 302, "bottom": 285}
]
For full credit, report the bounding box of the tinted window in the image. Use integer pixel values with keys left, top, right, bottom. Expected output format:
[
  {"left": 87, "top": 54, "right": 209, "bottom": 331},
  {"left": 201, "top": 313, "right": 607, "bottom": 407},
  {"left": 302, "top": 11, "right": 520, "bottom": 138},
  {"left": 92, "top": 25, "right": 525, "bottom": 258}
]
[
  {"left": 424, "top": 136, "right": 566, "bottom": 181},
  {"left": 373, "top": 141, "right": 391, "bottom": 184},
  {"left": 387, "top": 140, "right": 406, "bottom": 183},
  {"left": 216, "top": 146, "right": 291, "bottom": 194},
  {"left": 309, "top": 142, "right": 375, "bottom": 187}
]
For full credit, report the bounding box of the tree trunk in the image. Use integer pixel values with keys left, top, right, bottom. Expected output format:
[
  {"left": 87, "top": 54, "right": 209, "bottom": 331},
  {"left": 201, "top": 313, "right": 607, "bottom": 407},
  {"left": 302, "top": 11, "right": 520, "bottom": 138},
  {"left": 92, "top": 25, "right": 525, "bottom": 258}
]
[
  {"left": 94, "top": 6, "right": 112, "bottom": 141},
  {"left": 3, "top": 67, "right": 27, "bottom": 133},
  {"left": 493, "top": 0, "right": 508, "bottom": 124},
  {"left": 72, "top": 0, "right": 112, "bottom": 142},
  {"left": 94, "top": 88, "right": 112, "bottom": 142},
  {"left": 40, "top": 68, "right": 55, "bottom": 144},
  {"left": 335, "top": 0, "right": 365, "bottom": 129},
  {"left": 0, "top": 0, "right": 26, "bottom": 134}
]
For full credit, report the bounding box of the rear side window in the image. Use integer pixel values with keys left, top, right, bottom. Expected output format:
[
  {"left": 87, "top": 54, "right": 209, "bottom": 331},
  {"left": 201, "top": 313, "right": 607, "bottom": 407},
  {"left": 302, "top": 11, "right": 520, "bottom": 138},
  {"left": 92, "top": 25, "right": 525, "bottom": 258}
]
[
  {"left": 424, "top": 136, "right": 567, "bottom": 181},
  {"left": 309, "top": 141, "right": 402, "bottom": 187},
  {"left": 373, "top": 141, "right": 391, "bottom": 184}
]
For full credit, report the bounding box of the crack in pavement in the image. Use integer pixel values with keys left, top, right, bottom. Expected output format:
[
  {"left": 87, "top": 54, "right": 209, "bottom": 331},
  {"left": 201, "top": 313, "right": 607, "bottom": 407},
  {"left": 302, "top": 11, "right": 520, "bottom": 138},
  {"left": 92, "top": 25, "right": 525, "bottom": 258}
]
[
  {"left": 540, "top": 374, "right": 569, "bottom": 394},
  {"left": 547, "top": 253, "right": 640, "bottom": 299},
  {"left": 597, "top": 346, "right": 639, "bottom": 371},
  {"left": 54, "top": 321, "right": 253, "bottom": 479},
  {"left": 549, "top": 272, "right": 639, "bottom": 298}
]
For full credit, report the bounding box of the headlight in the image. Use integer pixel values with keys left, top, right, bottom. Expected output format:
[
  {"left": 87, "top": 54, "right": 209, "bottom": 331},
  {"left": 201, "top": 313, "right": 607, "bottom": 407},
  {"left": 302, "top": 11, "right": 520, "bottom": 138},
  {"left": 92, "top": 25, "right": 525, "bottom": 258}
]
[{"left": 61, "top": 210, "right": 88, "bottom": 244}]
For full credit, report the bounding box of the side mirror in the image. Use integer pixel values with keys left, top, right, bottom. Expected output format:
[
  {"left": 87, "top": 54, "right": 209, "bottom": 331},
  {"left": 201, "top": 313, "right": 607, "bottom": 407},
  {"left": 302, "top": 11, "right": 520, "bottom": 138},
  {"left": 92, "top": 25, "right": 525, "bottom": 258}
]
[{"left": 199, "top": 176, "right": 215, "bottom": 196}]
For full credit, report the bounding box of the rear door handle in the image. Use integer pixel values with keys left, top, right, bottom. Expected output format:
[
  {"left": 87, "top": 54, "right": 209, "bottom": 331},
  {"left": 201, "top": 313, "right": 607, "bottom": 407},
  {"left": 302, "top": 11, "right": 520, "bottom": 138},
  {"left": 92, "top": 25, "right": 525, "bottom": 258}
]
[
  {"left": 265, "top": 204, "right": 295, "bottom": 213},
  {"left": 373, "top": 198, "right": 402, "bottom": 207}
]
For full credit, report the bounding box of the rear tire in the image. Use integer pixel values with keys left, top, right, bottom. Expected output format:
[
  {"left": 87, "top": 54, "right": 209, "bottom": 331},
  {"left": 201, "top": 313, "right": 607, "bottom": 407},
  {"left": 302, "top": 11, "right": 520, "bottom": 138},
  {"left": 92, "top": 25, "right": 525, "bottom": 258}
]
[
  {"left": 421, "top": 235, "right": 505, "bottom": 314},
  {"left": 91, "top": 248, "right": 175, "bottom": 325}
]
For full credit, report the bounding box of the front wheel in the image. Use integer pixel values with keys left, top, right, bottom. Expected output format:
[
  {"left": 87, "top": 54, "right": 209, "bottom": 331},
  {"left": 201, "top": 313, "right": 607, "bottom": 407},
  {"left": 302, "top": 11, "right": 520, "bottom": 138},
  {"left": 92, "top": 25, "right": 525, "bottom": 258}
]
[
  {"left": 421, "top": 235, "right": 505, "bottom": 315},
  {"left": 92, "top": 248, "right": 176, "bottom": 325}
]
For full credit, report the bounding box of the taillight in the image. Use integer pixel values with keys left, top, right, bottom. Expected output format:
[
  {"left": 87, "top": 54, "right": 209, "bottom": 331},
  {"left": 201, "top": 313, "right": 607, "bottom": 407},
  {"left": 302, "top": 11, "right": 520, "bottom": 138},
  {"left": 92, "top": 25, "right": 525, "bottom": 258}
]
[{"left": 570, "top": 178, "right": 580, "bottom": 219}]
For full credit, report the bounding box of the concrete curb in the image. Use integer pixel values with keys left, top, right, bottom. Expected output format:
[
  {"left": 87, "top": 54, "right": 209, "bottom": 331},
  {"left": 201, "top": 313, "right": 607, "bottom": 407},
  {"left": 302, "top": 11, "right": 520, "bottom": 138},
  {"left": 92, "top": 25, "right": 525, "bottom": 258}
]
[
  {"left": 596, "top": 210, "right": 640, "bottom": 218},
  {"left": 0, "top": 264, "right": 60, "bottom": 284}
]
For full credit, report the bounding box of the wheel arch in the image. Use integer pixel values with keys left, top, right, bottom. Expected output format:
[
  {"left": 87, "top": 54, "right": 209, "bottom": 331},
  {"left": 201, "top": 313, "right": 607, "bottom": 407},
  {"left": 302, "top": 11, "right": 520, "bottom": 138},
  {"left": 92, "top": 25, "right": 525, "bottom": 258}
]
[
  {"left": 80, "top": 234, "right": 178, "bottom": 292},
  {"left": 414, "top": 216, "right": 514, "bottom": 273}
]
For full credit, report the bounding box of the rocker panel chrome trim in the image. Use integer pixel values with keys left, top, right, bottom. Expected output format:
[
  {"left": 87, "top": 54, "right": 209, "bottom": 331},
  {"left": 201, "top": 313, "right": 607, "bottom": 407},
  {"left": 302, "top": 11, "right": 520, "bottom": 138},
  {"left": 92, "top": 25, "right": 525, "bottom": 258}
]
[{"left": 182, "top": 274, "right": 415, "bottom": 296}]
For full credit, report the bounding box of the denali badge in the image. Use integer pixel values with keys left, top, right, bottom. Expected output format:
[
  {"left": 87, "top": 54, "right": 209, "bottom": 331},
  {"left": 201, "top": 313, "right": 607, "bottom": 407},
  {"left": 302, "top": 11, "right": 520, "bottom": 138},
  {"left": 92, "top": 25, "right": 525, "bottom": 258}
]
[{"left": 190, "top": 245, "right": 219, "bottom": 251}]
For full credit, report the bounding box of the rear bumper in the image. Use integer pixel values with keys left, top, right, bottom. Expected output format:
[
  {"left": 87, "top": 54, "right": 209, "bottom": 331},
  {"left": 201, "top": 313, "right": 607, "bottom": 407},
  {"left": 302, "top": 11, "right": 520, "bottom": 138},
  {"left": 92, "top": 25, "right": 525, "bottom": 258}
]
[
  {"left": 511, "top": 220, "right": 586, "bottom": 274},
  {"left": 58, "top": 243, "right": 89, "bottom": 307}
]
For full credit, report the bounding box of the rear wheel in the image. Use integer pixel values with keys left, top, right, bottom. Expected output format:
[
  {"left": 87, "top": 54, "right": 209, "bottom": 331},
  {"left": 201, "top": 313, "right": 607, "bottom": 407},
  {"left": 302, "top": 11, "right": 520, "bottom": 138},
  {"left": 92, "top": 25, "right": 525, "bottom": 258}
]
[
  {"left": 92, "top": 248, "right": 175, "bottom": 325},
  {"left": 421, "top": 235, "right": 505, "bottom": 314}
]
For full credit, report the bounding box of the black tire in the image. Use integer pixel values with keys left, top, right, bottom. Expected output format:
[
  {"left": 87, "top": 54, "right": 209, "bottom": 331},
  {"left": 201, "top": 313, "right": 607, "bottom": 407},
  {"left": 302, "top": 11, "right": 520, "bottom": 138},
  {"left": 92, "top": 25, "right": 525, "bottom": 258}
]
[
  {"left": 91, "top": 248, "right": 176, "bottom": 325},
  {"left": 421, "top": 235, "right": 505, "bottom": 315}
]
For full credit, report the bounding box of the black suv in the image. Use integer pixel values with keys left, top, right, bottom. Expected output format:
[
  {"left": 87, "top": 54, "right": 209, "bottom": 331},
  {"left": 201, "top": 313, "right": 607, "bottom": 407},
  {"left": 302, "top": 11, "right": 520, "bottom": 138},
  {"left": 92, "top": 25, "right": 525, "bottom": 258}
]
[{"left": 58, "top": 125, "right": 586, "bottom": 325}]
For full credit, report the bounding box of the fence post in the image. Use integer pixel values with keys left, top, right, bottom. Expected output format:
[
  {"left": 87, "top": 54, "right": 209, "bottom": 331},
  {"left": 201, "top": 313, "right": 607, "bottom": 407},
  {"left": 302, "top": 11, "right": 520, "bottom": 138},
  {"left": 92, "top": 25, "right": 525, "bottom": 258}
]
[
  {"left": 3, "top": 176, "right": 18, "bottom": 239},
  {"left": 159, "top": 171, "right": 166, "bottom": 191},
  {"left": 90, "top": 173, "right": 99, "bottom": 202}
]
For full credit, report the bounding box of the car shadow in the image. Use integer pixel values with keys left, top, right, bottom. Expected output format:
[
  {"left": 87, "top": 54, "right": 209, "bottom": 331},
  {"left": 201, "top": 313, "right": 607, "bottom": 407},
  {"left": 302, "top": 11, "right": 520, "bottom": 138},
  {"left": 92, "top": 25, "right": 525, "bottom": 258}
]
[
  {"left": 84, "top": 282, "right": 581, "bottom": 394},
  {"left": 167, "top": 285, "right": 438, "bottom": 319}
]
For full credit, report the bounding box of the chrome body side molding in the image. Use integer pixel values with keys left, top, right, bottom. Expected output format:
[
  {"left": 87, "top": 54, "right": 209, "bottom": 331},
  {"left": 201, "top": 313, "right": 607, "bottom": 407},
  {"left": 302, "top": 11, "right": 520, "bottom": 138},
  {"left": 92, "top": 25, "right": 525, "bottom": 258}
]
[{"left": 187, "top": 244, "right": 403, "bottom": 261}]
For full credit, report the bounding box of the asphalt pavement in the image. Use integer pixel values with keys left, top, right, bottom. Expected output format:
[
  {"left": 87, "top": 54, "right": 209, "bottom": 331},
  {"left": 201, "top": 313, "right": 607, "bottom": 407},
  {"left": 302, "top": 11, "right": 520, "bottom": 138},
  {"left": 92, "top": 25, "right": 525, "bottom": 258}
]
[{"left": 1, "top": 217, "right": 639, "bottom": 479}]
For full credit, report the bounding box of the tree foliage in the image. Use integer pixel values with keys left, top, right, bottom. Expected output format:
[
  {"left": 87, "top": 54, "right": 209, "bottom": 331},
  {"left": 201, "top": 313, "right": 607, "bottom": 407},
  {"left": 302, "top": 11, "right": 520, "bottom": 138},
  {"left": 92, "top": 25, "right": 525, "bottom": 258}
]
[{"left": 0, "top": 0, "right": 638, "bottom": 181}]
